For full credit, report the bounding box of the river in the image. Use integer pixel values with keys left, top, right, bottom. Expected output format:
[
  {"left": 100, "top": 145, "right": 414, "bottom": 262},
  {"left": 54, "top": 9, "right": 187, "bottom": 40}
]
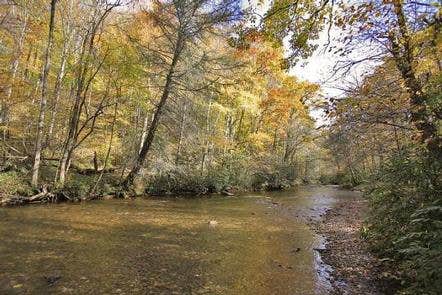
[{"left": 0, "top": 185, "right": 359, "bottom": 294}]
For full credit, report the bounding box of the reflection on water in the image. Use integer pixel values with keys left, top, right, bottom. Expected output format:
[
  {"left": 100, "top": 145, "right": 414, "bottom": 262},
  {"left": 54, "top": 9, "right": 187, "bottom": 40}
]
[{"left": 0, "top": 185, "right": 359, "bottom": 294}]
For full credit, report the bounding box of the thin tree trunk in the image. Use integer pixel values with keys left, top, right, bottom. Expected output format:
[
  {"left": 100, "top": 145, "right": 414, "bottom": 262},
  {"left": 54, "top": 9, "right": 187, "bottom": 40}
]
[
  {"left": 56, "top": 2, "right": 117, "bottom": 186},
  {"left": 122, "top": 35, "right": 184, "bottom": 190},
  {"left": 87, "top": 102, "right": 118, "bottom": 199},
  {"left": 175, "top": 102, "right": 187, "bottom": 164},
  {"left": 23, "top": 44, "right": 33, "bottom": 80},
  {"left": 201, "top": 101, "right": 212, "bottom": 174},
  {"left": 31, "top": 0, "right": 57, "bottom": 187},
  {"left": 57, "top": 41, "right": 88, "bottom": 186},
  {"left": 93, "top": 151, "right": 99, "bottom": 172},
  {"left": 283, "top": 133, "right": 291, "bottom": 163},
  {"left": 235, "top": 109, "right": 244, "bottom": 141},
  {"left": 139, "top": 113, "right": 150, "bottom": 155},
  {"left": 46, "top": 43, "right": 68, "bottom": 147},
  {"left": 57, "top": 25, "right": 96, "bottom": 186}
]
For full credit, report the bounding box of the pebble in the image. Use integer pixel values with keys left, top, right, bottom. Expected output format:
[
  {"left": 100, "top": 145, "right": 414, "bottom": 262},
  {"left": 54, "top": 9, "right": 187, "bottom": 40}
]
[
  {"left": 208, "top": 220, "right": 218, "bottom": 227},
  {"left": 60, "top": 286, "right": 74, "bottom": 293}
]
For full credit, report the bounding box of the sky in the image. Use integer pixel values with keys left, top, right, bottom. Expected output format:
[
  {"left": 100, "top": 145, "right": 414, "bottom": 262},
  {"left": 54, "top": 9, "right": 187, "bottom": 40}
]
[
  {"left": 290, "top": 28, "right": 344, "bottom": 97},
  {"left": 291, "top": 34, "right": 337, "bottom": 126},
  {"left": 239, "top": 0, "right": 345, "bottom": 126},
  {"left": 239, "top": 0, "right": 372, "bottom": 126},
  {"left": 240, "top": 0, "right": 344, "bottom": 91}
]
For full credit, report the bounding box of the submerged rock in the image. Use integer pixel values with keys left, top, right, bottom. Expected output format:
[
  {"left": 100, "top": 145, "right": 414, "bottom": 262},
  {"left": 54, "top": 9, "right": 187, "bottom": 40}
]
[
  {"left": 44, "top": 275, "right": 61, "bottom": 286},
  {"left": 292, "top": 247, "right": 301, "bottom": 253},
  {"left": 208, "top": 220, "right": 218, "bottom": 227}
]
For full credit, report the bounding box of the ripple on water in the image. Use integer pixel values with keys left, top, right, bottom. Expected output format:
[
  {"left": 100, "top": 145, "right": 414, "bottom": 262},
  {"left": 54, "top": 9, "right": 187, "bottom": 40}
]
[{"left": 0, "top": 185, "right": 358, "bottom": 294}]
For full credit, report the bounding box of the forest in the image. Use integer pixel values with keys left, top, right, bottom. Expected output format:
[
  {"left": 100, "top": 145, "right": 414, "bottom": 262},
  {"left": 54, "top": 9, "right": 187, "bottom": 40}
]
[{"left": 0, "top": 0, "right": 440, "bottom": 294}]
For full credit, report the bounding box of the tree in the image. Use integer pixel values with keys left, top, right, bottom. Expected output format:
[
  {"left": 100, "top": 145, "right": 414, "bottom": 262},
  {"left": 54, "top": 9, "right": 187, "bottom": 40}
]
[
  {"left": 122, "top": 0, "right": 243, "bottom": 189},
  {"left": 31, "top": 0, "right": 58, "bottom": 187},
  {"left": 56, "top": 0, "right": 123, "bottom": 186},
  {"left": 257, "top": 0, "right": 333, "bottom": 65},
  {"left": 333, "top": 0, "right": 441, "bottom": 156},
  {"left": 0, "top": 0, "right": 322, "bottom": 197}
]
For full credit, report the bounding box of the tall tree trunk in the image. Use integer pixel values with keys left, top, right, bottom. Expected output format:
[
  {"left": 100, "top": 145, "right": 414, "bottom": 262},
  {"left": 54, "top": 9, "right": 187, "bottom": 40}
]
[
  {"left": 139, "top": 113, "right": 151, "bottom": 155},
  {"left": 31, "top": 0, "right": 57, "bottom": 187},
  {"left": 390, "top": 1, "right": 441, "bottom": 155},
  {"left": 282, "top": 110, "right": 295, "bottom": 163},
  {"left": 122, "top": 35, "right": 184, "bottom": 190},
  {"left": 56, "top": 2, "right": 118, "bottom": 186},
  {"left": 200, "top": 101, "right": 212, "bottom": 174},
  {"left": 46, "top": 38, "right": 69, "bottom": 147},
  {"left": 57, "top": 37, "right": 88, "bottom": 186},
  {"left": 175, "top": 101, "right": 187, "bottom": 164},
  {"left": 283, "top": 132, "right": 291, "bottom": 163},
  {"left": 23, "top": 44, "right": 33, "bottom": 80},
  {"left": 235, "top": 109, "right": 244, "bottom": 141}
]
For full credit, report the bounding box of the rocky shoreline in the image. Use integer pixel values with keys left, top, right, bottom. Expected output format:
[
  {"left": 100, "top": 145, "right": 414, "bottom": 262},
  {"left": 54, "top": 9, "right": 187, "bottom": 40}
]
[{"left": 313, "top": 196, "right": 385, "bottom": 294}]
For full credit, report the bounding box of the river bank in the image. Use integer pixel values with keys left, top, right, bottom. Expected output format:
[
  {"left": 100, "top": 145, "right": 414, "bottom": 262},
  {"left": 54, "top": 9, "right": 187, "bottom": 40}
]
[
  {"left": 312, "top": 193, "right": 389, "bottom": 294},
  {"left": 0, "top": 168, "right": 299, "bottom": 207}
]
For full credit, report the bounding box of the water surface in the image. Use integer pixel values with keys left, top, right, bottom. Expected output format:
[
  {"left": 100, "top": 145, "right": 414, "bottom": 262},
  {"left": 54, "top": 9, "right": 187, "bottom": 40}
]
[{"left": 0, "top": 185, "right": 358, "bottom": 294}]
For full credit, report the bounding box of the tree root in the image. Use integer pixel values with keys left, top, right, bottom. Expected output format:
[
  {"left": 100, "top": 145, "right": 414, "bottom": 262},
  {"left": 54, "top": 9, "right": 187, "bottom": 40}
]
[{"left": 0, "top": 186, "right": 68, "bottom": 207}]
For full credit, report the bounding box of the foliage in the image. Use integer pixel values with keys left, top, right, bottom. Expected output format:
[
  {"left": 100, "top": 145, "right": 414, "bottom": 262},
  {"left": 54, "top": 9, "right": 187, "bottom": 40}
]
[
  {"left": 366, "top": 146, "right": 441, "bottom": 294},
  {"left": 0, "top": 0, "right": 322, "bottom": 198},
  {"left": 0, "top": 171, "right": 32, "bottom": 197},
  {"left": 147, "top": 151, "right": 301, "bottom": 195},
  {"left": 257, "top": 0, "right": 332, "bottom": 65},
  {"left": 326, "top": 11, "right": 442, "bottom": 291}
]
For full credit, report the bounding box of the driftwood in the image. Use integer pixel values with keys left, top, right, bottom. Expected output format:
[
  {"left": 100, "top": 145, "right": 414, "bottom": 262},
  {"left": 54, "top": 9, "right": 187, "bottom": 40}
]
[
  {"left": 0, "top": 186, "right": 63, "bottom": 207},
  {"left": 76, "top": 167, "right": 115, "bottom": 175},
  {"left": 221, "top": 190, "right": 235, "bottom": 196}
]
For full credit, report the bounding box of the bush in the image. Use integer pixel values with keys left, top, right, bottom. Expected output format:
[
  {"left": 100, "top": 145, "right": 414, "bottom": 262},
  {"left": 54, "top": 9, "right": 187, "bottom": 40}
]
[
  {"left": 251, "top": 164, "right": 293, "bottom": 190},
  {"left": 146, "top": 152, "right": 303, "bottom": 195},
  {"left": 147, "top": 169, "right": 209, "bottom": 195},
  {"left": 62, "top": 175, "right": 96, "bottom": 198},
  {"left": 366, "top": 146, "right": 442, "bottom": 294},
  {"left": 0, "top": 171, "right": 33, "bottom": 197},
  {"left": 60, "top": 172, "right": 121, "bottom": 199},
  {"left": 319, "top": 168, "right": 370, "bottom": 188}
]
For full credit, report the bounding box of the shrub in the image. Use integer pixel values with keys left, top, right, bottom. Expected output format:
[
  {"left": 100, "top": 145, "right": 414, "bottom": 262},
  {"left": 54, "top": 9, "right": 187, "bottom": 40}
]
[
  {"left": 147, "top": 170, "right": 209, "bottom": 195},
  {"left": 146, "top": 152, "right": 303, "bottom": 195},
  {"left": 0, "top": 171, "right": 32, "bottom": 197},
  {"left": 366, "top": 146, "right": 442, "bottom": 294}
]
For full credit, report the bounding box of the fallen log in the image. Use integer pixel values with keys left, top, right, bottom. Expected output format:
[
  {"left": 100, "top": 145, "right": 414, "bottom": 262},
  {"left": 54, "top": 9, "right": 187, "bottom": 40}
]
[
  {"left": 74, "top": 167, "right": 115, "bottom": 175},
  {"left": 1, "top": 196, "right": 26, "bottom": 207},
  {"left": 1, "top": 186, "right": 60, "bottom": 207}
]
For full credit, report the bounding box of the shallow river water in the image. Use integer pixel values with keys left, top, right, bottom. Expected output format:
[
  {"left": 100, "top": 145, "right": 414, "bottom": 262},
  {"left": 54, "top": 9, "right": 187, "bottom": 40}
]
[{"left": 0, "top": 185, "right": 359, "bottom": 294}]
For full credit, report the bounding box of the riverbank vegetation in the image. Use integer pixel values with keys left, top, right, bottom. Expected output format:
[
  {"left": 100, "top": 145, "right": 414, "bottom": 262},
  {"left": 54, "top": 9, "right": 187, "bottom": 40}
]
[{"left": 326, "top": 1, "right": 441, "bottom": 293}]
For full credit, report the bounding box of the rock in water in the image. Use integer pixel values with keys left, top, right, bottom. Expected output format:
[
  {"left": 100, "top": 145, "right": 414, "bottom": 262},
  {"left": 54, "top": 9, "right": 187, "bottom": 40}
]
[
  {"left": 208, "top": 220, "right": 218, "bottom": 227},
  {"left": 221, "top": 190, "right": 234, "bottom": 196},
  {"left": 44, "top": 275, "right": 61, "bottom": 286}
]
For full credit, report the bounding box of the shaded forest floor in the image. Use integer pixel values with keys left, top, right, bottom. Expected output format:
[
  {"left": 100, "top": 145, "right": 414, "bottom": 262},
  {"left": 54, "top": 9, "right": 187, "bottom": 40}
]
[{"left": 313, "top": 195, "right": 393, "bottom": 294}]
